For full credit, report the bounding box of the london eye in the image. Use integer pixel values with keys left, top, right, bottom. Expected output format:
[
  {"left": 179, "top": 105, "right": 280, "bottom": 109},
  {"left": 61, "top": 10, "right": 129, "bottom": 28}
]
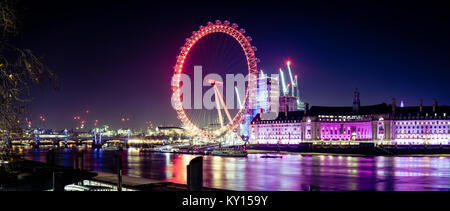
[{"left": 171, "top": 20, "right": 259, "bottom": 140}]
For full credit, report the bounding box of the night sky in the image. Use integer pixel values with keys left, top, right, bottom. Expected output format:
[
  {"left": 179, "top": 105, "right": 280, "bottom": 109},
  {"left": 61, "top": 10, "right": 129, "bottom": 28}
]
[{"left": 13, "top": 0, "right": 450, "bottom": 130}]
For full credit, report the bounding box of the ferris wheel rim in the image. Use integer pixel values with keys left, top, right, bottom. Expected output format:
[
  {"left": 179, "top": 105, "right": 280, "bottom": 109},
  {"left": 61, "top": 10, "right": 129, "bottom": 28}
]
[{"left": 172, "top": 20, "right": 258, "bottom": 139}]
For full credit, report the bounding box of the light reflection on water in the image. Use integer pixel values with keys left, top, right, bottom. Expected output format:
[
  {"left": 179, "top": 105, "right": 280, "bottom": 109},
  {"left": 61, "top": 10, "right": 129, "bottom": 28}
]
[{"left": 13, "top": 146, "right": 450, "bottom": 191}]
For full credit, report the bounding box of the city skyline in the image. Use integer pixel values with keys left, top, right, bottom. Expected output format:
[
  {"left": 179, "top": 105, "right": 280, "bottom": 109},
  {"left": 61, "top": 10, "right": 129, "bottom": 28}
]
[
  {"left": 14, "top": 0, "right": 450, "bottom": 129},
  {"left": 2, "top": 0, "right": 450, "bottom": 195}
]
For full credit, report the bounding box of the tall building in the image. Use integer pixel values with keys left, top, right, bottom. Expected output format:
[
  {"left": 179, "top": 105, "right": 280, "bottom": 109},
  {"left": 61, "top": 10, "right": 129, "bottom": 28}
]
[
  {"left": 239, "top": 72, "right": 280, "bottom": 138},
  {"left": 255, "top": 72, "right": 280, "bottom": 113}
]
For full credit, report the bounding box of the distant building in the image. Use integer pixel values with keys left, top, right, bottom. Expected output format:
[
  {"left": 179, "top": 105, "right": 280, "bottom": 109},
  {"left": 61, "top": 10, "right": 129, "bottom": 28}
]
[
  {"left": 117, "top": 128, "right": 132, "bottom": 136},
  {"left": 155, "top": 126, "right": 186, "bottom": 136},
  {"left": 279, "top": 96, "right": 298, "bottom": 112}
]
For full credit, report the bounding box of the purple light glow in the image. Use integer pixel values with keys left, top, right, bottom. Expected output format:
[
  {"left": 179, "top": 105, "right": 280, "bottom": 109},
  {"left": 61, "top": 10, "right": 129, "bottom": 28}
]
[{"left": 319, "top": 122, "right": 372, "bottom": 141}]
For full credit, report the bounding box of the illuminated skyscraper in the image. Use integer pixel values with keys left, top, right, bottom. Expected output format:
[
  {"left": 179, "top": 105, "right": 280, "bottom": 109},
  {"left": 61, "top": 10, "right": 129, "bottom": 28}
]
[
  {"left": 256, "top": 71, "right": 279, "bottom": 113},
  {"left": 240, "top": 71, "right": 280, "bottom": 139}
]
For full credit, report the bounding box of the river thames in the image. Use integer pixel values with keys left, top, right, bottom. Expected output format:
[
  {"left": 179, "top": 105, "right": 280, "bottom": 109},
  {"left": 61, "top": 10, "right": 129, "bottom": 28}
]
[{"left": 11, "top": 146, "right": 450, "bottom": 191}]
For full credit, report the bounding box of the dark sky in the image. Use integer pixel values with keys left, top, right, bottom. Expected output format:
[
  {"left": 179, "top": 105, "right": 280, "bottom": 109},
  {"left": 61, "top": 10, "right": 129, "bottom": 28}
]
[{"left": 13, "top": 0, "right": 450, "bottom": 130}]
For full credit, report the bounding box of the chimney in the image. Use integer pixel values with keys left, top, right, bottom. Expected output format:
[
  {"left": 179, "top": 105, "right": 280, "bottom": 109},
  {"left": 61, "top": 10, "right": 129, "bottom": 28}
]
[
  {"left": 419, "top": 99, "right": 423, "bottom": 112},
  {"left": 391, "top": 98, "right": 396, "bottom": 114},
  {"left": 433, "top": 99, "right": 438, "bottom": 113},
  {"left": 304, "top": 103, "right": 309, "bottom": 115}
]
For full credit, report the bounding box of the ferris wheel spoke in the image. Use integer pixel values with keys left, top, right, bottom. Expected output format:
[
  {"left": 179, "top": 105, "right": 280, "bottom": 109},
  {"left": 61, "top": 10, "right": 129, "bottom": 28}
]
[
  {"left": 213, "top": 87, "right": 224, "bottom": 127},
  {"left": 213, "top": 85, "right": 233, "bottom": 124}
]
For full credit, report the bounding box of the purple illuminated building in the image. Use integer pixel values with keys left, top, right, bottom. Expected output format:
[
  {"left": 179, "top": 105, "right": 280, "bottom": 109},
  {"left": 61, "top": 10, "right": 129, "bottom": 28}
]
[{"left": 249, "top": 91, "right": 450, "bottom": 145}]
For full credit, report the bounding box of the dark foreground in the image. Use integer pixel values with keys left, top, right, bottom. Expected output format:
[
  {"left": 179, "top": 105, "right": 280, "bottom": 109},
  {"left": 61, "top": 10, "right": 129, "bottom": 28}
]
[{"left": 0, "top": 156, "right": 222, "bottom": 191}]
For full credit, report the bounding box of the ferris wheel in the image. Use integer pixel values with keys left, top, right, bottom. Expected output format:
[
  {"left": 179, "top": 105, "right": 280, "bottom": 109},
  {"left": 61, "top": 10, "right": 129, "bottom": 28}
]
[{"left": 171, "top": 20, "right": 258, "bottom": 139}]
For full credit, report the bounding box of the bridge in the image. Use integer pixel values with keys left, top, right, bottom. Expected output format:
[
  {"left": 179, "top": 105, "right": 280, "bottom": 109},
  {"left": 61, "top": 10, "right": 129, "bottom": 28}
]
[
  {"left": 6, "top": 135, "right": 130, "bottom": 148},
  {"left": 4, "top": 128, "right": 133, "bottom": 148}
]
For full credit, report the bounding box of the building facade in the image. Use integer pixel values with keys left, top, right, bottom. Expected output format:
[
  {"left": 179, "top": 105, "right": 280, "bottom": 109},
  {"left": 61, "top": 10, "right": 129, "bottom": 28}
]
[{"left": 249, "top": 99, "right": 450, "bottom": 145}]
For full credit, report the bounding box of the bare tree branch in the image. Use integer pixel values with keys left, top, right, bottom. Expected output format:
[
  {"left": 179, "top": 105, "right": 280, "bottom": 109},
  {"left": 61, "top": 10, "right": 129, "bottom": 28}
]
[{"left": 1, "top": 0, "right": 58, "bottom": 140}]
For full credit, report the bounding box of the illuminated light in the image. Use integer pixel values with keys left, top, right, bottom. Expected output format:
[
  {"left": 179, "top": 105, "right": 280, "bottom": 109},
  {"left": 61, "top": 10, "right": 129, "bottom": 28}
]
[{"left": 172, "top": 21, "right": 257, "bottom": 139}]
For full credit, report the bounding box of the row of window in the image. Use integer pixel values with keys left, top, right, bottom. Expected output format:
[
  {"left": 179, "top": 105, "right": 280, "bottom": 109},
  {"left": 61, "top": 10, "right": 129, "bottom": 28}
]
[
  {"left": 395, "top": 121, "right": 450, "bottom": 125},
  {"left": 396, "top": 135, "right": 450, "bottom": 139},
  {"left": 396, "top": 125, "right": 449, "bottom": 129},
  {"left": 396, "top": 130, "right": 449, "bottom": 134}
]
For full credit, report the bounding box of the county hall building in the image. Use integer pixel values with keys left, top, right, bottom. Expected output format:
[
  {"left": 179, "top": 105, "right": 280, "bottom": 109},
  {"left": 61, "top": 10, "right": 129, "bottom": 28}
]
[{"left": 249, "top": 90, "right": 450, "bottom": 145}]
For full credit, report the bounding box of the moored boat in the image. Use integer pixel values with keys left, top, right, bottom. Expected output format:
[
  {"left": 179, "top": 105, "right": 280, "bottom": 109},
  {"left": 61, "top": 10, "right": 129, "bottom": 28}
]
[
  {"left": 102, "top": 145, "right": 119, "bottom": 151},
  {"left": 260, "top": 155, "right": 283, "bottom": 158},
  {"left": 139, "top": 148, "right": 155, "bottom": 153},
  {"left": 210, "top": 148, "right": 247, "bottom": 157}
]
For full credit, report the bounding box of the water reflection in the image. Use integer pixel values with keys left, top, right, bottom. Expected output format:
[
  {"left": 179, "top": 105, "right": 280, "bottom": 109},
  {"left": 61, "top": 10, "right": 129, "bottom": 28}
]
[{"left": 12, "top": 146, "right": 450, "bottom": 191}]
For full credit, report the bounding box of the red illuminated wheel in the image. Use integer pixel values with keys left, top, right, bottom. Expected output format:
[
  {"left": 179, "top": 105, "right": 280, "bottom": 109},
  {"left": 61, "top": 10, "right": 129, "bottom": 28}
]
[{"left": 172, "top": 20, "right": 258, "bottom": 139}]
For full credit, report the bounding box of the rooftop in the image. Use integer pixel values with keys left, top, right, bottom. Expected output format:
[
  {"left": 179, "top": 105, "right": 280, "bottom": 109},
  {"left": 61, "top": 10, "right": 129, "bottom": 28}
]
[{"left": 307, "top": 103, "right": 391, "bottom": 116}]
